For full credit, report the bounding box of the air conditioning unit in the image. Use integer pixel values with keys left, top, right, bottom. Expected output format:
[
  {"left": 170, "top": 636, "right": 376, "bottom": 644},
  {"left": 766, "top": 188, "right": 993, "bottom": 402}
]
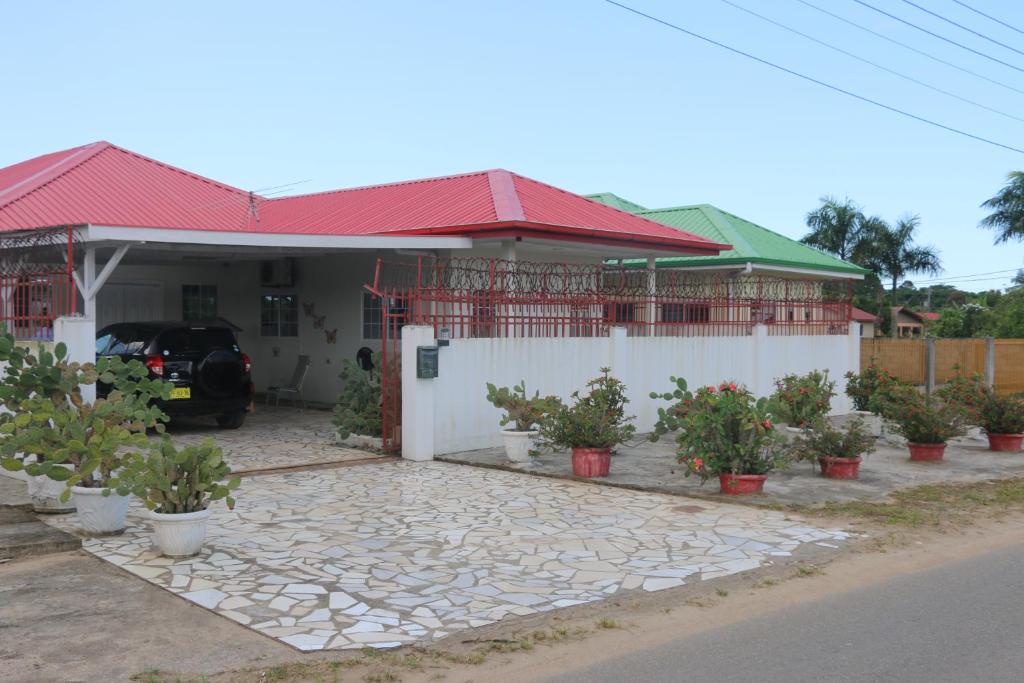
[{"left": 260, "top": 259, "right": 296, "bottom": 287}]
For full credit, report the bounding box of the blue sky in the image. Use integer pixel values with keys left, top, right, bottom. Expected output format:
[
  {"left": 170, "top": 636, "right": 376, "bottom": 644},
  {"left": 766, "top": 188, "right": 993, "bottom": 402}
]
[{"left": 2, "top": 0, "right": 1023, "bottom": 290}]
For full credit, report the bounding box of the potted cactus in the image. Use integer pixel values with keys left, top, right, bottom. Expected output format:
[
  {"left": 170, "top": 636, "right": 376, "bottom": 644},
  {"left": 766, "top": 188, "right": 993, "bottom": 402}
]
[
  {"left": 672, "top": 381, "right": 787, "bottom": 494},
  {"left": 539, "top": 369, "right": 635, "bottom": 477},
  {"left": 976, "top": 391, "right": 1024, "bottom": 453},
  {"left": 790, "top": 418, "right": 875, "bottom": 480},
  {"left": 485, "top": 381, "right": 561, "bottom": 463},
  {"left": 123, "top": 438, "right": 239, "bottom": 557},
  {"left": 0, "top": 340, "right": 170, "bottom": 534}
]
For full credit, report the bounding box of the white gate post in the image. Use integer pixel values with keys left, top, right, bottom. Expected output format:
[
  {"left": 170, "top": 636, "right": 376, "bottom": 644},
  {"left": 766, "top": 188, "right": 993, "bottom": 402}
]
[
  {"left": 752, "top": 323, "right": 771, "bottom": 399},
  {"left": 54, "top": 316, "right": 97, "bottom": 404},
  {"left": 401, "top": 325, "right": 436, "bottom": 462}
]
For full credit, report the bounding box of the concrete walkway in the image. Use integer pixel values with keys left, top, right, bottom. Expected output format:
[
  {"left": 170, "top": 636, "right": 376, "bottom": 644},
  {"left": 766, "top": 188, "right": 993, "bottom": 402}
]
[{"left": 45, "top": 460, "right": 848, "bottom": 652}]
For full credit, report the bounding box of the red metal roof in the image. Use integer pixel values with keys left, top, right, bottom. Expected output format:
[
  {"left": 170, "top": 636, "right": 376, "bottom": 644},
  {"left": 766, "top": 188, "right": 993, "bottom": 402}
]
[
  {"left": 0, "top": 142, "right": 728, "bottom": 255},
  {"left": 851, "top": 306, "right": 878, "bottom": 322}
]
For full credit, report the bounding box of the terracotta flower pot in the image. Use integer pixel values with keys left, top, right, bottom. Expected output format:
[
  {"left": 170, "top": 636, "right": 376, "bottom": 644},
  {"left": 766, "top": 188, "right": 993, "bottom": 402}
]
[
  {"left": 571, "top": 447, "right": 611, "bottom": 478},
  {"left": 718, "top": 473, "right": 767, "bottom": 494},
  {"left": 986, "top": 433, "right": 1024, "bottom": 453},
  {"left": 818, "top": 455, "right": 861, "bottom": 480},
  {"left": 908, "top": 442, "right": 946, "bottom": 462}
]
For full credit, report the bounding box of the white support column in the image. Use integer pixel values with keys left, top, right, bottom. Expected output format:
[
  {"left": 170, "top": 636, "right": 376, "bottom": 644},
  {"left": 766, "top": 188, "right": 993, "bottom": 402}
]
[
  {"left": 401, "top": 325, "right": 436, "bottom": 462},
  {"left": 845, "top": 320, "right": 861, "bottom": 414},
  {"left": 82, "top": 246, "right": 97, "bottom": 319},
  {"left": 646, "top": 256, "right": 656, "bottom": 337},
  {"left": 752, "top": 323, "right": 771, "bottom": 399}
]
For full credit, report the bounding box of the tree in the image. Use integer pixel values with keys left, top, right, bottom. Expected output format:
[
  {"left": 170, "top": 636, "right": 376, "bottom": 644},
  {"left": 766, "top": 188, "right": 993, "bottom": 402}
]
[
  {"left": 862, "top": 214, "right": 942, "bottom": 295},
  {"left": 801, "top": 196, "right": 874, "bottom": 263},
  {"left": 980, "top": 171, "right": 1024, "bottom": 244}
]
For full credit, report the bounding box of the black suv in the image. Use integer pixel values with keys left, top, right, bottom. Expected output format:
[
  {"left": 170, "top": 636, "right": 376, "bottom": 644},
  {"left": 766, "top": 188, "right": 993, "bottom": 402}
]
[{"left": 95, "top": 322, "right": 254, "bottom": 428}]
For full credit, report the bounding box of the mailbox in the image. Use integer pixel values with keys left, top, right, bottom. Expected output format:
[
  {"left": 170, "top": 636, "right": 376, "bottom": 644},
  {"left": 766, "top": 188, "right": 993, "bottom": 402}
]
[{"left": 416, "top": 345, "right": 439, "bottom": 379}]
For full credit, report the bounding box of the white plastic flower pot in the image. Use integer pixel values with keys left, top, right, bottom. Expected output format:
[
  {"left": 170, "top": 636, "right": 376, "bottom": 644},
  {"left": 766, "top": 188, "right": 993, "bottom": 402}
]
[
  {"left": 852, "top": 411, "right": 882, "bottom": 438},
  {"left": 149, "top": 508, "right": 212, "bottom": 558},
  {"left": 501, "top": 430, "right": 538, "bottom": 463},
  {"left": 27, "top": 465, "right": 75, "bottom": 514},
  {"left": 71, "top": 486, "right": 131, "bottom": 535}
]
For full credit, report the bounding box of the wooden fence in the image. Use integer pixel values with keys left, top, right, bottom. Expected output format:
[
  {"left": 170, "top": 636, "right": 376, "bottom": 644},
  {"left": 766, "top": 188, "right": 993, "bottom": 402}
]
[{"left": 861, "top": 337, "right": 1024, "bottom": 394}]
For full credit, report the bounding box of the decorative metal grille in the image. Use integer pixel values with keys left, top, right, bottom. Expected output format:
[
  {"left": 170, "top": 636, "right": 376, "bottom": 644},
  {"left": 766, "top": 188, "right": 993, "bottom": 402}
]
[{"left": 0, "top": 227, "right": 77, "bottom": 341}]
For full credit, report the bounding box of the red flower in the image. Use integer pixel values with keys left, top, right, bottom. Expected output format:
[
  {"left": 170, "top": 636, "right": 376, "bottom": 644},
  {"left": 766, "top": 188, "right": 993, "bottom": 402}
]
[
  {"left": 728, "top": 382, "right": 737, "bottom": 392},
  {"left": 762, "top": 419, "right": 773, "bottom": 430},
  {"left": 692, "top": 458, "right": 704, "bottom": 469},
  {"left": 707, "top": 386, "right": 716, "bottom": 394}
]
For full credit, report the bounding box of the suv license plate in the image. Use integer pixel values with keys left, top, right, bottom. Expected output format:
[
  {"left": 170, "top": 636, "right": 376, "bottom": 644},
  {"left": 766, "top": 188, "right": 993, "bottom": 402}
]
[{"left": 169, "top": 387, "right": 191, "bottom": 400}]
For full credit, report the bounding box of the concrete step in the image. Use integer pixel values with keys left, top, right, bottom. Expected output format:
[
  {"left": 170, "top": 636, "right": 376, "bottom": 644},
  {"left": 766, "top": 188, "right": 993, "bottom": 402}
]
[{"left": 0, "top": 507, "right": 81, "bottom": 562}]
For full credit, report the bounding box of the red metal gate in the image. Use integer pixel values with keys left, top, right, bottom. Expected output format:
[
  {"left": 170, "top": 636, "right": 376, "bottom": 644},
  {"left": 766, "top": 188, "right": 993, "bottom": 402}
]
[
  {"left": 0, "top": 227, "right": 77, "bottom": 341},
  {"left": 365, "top": 255, "right": 853, "bottom": 453}
]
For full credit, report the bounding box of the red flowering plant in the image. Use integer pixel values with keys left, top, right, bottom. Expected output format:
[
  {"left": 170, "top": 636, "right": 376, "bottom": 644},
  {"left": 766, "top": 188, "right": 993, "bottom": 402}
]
[
  {"left": 845, "top": 363, "right": 899, "bottom": 414},
  {"left": 882, "top": 390, "right": 967, "bottom": 445},
  {"left": 935, "top": 368, "right": 987, "bottom": 425},
  {"left": 769, "top": 370, "right": 836, "bottom": 428},
  {"left": 670, "top": 382, "right": 787, "bottom": 483}
]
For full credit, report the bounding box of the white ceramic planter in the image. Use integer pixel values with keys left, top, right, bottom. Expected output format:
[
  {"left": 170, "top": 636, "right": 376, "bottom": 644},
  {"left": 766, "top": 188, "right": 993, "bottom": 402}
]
[
  {"left": 501, "top": 429, "right": 538, "bottom": 463},
  {"left": 71, "top": 486, "right": 131, "bottom": 534},
  {"left": 150, "top": 508, "right": 212, "bottom": 558},
  {"left": 851, "top": 411, "right": 883, "bottom": 438},
  {"left": 27, "top": 465, "right": 75, "bottom": 514}
]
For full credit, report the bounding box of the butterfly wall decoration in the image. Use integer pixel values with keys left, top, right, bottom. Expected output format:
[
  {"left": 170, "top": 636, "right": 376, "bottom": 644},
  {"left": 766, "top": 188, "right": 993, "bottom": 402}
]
[
  {"left": 302, "top": 301, "right": 316, "bottom": 317},
  {"left": 325, "top": 328, "right": 337, "bottom": 344},
  {"left": 313, "top": 314, "right": 326, "bottom": 330}
]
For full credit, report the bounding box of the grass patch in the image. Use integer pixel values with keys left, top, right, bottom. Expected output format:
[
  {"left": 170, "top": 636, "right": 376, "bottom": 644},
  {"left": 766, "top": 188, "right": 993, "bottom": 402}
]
[
  {"left": 715, "top": 587, "right": 729, "bottom": 597},
  {"left": 794, "top": 478, "right": 1024, "bottom": 529},
  {"left": 795, "top": 564, "right": 824, "bottom": 578},
  {"left": 596, "top": 617, "right": 620, "bottom": 629}
]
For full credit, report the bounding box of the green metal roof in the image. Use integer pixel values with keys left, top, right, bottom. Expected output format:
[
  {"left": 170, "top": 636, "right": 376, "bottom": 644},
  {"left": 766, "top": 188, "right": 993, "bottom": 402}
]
[
  {"left": 584, "top": 192, "right": 649, "bottom": 214},
  {"left": 588, "top": 195, "right": 868, "bottom": 276}
]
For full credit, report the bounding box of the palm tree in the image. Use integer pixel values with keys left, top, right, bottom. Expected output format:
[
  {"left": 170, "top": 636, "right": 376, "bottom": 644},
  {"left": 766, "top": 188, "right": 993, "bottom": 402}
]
[
  {"left": 801, "top": 196, "right": 873, "bottom": 264},
  {"left": 980, "top": 171, "right": 1024, "bottom": 244},
  {"left": 863, "top": 215, "right": 942, "bottom": 294}
]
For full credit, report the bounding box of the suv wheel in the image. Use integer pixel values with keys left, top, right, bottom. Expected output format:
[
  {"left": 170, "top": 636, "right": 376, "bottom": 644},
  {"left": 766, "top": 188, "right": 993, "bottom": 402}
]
[{"left": 216, "top": 412, "right": 246, "bottom": 429}]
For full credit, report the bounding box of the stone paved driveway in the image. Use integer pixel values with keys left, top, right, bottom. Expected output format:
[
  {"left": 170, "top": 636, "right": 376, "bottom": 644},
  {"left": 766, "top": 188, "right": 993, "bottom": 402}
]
[
  {"left": 52, "top": 461, "right": 848, "bottom": 652},
  {"left": 162, "top": 406, "right": 388, "bottom": 474}
]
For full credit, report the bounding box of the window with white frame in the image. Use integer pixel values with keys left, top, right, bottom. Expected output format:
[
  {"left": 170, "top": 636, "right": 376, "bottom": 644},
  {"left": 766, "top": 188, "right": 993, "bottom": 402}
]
[{"left": 261, "top": 294, "right": 298, "bottom": 337}]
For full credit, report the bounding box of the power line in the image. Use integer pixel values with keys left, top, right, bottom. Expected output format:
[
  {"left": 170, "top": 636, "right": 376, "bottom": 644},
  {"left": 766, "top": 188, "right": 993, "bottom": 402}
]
[
  {"left": 912, "top": 267, "right": 1022, "bottom": 284},
  {"left": 793, "top": 0, "right": 1024, "bottom": 97},
  {"left": 851, "top": 0, "right": 1024, "bottom": 74},
  {"left": 718, "top": 0, "right": 1024, "bottom": 124},
  {"left": 952, "top": 0, "right": 1024, "bottom": 36},
  {"left": 600, "top": 0, "right": 1024, "bottom": 154},
  {"left": 898, "top": 0, "right": 1024, "bottom": 57},
  {"left": 901, "top": 0, "right": 1024, "bottom": 58}
]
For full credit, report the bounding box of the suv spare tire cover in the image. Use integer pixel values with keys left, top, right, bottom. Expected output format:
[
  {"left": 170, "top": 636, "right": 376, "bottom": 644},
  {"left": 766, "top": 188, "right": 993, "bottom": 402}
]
[{"left": 196, "top": 350, "right": 244, "bottom": 399}]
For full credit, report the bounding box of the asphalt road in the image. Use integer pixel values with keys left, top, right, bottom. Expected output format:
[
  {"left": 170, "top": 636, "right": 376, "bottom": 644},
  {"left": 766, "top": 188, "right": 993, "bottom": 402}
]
[{"left": 542, "top": 543, "right": 1024, "bottom": 683}]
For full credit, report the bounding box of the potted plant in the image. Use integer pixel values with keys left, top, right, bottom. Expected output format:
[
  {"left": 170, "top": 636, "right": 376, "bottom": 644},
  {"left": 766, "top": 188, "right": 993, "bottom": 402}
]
[
  {"left": 936, "top": 370, "right": 987, "bottom": 438},
  {"left": 485, "top": 381, "right": 562, "bottom": 463},
  {"left": 882, "top": 389, "right": 966, "bottom": 461},
  {"left": 790, "top": 418, "right": 875, "bottom": 480},
  {"left": 770, "top": 370, "right": 836, "bottom": 434},
  {"left": 976, "top": 390, "right": 1024, "bottom": 452},
  {"left": 673, "top": 381, "right": 787, "bottom": 494},
  {"left": 0, "top": 342, "right": 171, "bottom": 534},
  {"left": 123, "top": 438, "right": 239, "bottom": 557},
  {"left": 844, "top": 363, "right": 898, "bottom": 437},
  {"left": 539, "top": 369, "right": 635, "bottom": 477}
]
